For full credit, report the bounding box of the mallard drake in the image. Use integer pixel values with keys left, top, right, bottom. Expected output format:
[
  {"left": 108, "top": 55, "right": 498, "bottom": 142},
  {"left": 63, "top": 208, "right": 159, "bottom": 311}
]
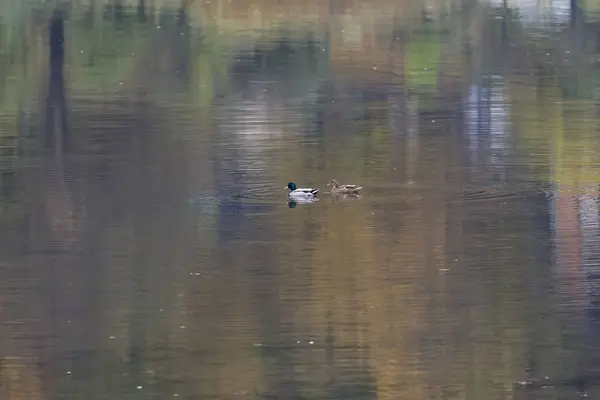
[
  {"left": 327, "top": 179, "right": 362, "bottom": 195},
  {"left": 285, "top": 182, "right": 319, "bottom": 201}
]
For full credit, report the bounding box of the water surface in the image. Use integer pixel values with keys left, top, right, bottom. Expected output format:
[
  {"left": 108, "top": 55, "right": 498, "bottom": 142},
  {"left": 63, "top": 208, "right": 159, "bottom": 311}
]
[{"left": 0, "top": 1, "right": 600, "bottom": 399}]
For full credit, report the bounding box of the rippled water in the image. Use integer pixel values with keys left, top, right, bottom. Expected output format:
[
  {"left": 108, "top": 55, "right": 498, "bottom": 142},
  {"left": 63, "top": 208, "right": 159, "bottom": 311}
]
[{"left": 1, "top": 0, "right": 600, "bottom": 399}]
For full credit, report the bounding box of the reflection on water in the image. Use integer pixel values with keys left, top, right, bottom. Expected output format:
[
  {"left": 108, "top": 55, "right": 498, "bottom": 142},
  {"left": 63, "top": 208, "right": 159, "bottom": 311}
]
[{"left": 2, "top": 0, "right": 600, "bottom": 399}]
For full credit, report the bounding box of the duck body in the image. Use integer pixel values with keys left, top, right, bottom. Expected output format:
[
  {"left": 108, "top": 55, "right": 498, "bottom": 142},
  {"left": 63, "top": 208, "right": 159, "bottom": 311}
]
[
  {"left": 286, "top": 182, "right": 319, "bottom": 201},
  {"left": 328, "top": 179, "right": 362, "bottom": 196}
]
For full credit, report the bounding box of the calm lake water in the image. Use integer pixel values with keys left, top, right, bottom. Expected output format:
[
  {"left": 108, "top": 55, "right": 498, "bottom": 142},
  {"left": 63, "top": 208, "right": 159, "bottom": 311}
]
[{"left": 1, "top": 0, "right": 600, "bottom": 399}]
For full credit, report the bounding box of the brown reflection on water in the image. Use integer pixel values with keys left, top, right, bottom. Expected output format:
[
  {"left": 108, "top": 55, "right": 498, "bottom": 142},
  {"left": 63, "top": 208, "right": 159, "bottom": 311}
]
[{"left": 1, "top": 0, "right": 600, "bottom": 399}]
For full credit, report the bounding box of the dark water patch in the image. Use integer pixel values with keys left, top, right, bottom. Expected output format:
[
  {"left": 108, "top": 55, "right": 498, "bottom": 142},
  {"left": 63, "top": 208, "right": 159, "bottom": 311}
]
[
  {"left": 453, "top": 188, "right": 521, "bottom": 202},
  {"left": 515, "top": 373, "right": 600, "bottom": 393},
  {"left": 449, "top": 181, "right": 597, "bottom": 204}
]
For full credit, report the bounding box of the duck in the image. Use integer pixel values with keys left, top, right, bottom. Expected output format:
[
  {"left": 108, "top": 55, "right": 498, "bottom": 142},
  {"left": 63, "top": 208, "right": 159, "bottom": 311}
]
[
  {"left": 285, "top": 182, "right": 319, "bottom": 201},
  {"left": 327, "top": 179, "right": 362, "bottom": 196}
]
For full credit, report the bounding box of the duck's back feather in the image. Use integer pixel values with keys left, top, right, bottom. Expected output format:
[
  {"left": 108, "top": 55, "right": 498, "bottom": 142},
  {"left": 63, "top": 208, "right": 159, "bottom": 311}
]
[{"left": 296, "top": 188, "right": 319, "bottom": 195}]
